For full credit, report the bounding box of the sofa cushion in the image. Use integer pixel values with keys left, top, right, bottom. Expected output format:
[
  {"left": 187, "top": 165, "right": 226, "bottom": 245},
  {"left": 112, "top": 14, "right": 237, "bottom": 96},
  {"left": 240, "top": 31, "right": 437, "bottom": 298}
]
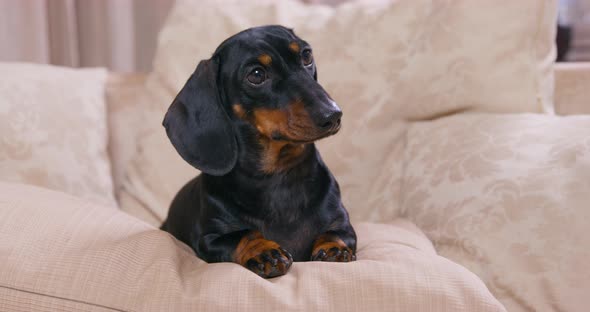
[
  {"left": 0, "top": 181, "right": 505, "bottom": 312},
  {"left": 400, "top": 113, "right": 590, "bottom": 312},
  {"left": 0, "top": 62, "right": 116, "bottom": 207},
  {"left": 119, "top": 0, "right": 557, "bottom": 225}
]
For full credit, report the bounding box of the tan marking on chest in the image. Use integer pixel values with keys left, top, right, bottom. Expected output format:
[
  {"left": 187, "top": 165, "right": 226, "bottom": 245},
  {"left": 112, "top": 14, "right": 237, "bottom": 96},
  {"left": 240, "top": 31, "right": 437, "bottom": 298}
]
[
  {"left": 258, "top": 139, "right": 307, "bottom": 173},
  {"left": 251, "top": 102, "right": 315, "bottom": 173},
  {"left": 232, "top": 103, "right": 246, "bottom": 119}
]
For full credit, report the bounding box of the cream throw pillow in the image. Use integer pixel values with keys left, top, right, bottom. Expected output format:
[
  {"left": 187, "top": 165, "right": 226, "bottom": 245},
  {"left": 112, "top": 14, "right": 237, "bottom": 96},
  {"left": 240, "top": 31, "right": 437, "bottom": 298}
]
[
  {"left": 0, "top": 62, "right": 116, "bottom": 207},
  {"left": 401, "top": 114, "right": 590, "bottom": 312},
  {"left": 0, "top": 181, "right": 506, "bottom": 312},
  {"left": 148, "top": 0, "right": 556, "bottom": 117},
  {"left": 120, "top": 0, "right": 557, "bottom": 224}
]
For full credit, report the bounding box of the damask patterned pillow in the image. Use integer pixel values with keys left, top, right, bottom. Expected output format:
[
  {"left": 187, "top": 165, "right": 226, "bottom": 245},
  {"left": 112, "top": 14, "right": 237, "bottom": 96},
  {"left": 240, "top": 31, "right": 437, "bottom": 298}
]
[
  {"left": 148, "top": 0, "right": 556, "bottom": 117},
  {"left": 0, "top": 62, "right": 116, "bottom": 207},
  {"left": 400, "top": 114, "right": 590, "bottom": 312},
  {"left": 121, "top": 0, "right": 557, "bottom": 224}
]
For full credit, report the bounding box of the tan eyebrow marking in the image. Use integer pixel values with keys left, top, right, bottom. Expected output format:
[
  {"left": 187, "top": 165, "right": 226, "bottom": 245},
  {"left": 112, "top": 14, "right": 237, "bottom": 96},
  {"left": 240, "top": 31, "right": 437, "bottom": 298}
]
[
  {"left": 258, "top": 54, "right": 272, "bottom": 66},
  {"left": 289, "top": 42, "right": 300, "bottom": 53}
]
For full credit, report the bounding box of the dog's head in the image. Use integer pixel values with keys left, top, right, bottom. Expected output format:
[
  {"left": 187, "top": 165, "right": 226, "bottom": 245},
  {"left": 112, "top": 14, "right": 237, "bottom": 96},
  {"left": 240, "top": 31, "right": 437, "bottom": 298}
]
[{"left": 163, "top": 25, "right": 341, "bottom": 175}]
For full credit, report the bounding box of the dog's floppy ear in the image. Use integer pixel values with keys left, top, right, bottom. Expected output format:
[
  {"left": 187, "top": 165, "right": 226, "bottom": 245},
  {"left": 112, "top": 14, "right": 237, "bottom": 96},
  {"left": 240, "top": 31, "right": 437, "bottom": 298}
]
[{"left": 163, "top": 58, "right": 237, "bottom": 176}]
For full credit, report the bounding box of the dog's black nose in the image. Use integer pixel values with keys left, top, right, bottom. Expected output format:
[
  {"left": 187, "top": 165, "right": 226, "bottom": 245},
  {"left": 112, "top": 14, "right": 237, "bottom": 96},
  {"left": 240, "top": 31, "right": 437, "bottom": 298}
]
[{"left": 319, "top": 110, "right": 342, "bottom": 130}]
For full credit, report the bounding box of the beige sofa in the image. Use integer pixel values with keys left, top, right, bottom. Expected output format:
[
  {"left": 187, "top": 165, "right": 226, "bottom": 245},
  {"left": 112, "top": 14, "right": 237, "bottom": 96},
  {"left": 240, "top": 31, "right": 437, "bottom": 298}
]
[{"left": 2, "top": 0, "right": 590, "bottom": 311}]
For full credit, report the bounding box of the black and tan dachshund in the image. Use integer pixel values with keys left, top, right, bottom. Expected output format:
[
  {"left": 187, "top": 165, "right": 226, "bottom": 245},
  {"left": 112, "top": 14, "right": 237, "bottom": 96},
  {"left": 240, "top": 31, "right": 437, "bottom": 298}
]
[{"left": 160, "top": 25, "right": 356, "bottom": 278}]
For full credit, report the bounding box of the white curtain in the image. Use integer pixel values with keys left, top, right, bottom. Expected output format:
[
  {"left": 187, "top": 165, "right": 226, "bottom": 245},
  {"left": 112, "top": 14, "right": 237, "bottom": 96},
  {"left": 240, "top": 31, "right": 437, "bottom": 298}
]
[{"left": 0, "top": 0, "right": 174, "bottom": 72}]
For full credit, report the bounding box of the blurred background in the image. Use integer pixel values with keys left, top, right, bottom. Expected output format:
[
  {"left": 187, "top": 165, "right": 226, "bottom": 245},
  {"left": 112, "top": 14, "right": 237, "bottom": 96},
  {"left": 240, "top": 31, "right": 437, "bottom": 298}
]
[{"left": 1, "top": 0, "right": 589, "bottom": 73}]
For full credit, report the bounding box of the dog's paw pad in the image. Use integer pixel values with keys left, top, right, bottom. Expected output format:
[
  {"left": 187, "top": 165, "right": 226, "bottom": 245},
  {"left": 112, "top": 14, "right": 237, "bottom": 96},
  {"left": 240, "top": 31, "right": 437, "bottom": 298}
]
[
  {"left": 311, "top": 245, "right": 355, "bottom": 262},
  {"left": 246, "top": 247, "right": 293, "bottom": 278}
]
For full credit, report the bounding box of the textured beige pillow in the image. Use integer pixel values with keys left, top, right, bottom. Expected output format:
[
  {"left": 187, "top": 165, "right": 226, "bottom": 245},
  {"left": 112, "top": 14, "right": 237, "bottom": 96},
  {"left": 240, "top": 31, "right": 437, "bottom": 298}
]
[
  {"left": 400, "top": 114, "right": 590, "bottom": 312},
  {"left": 120, "top": 0, "right": 557, "bottom": 225},
  {"left": 149, "top": 0, "right": 557, "bottom": 117},
  {"left": 105, "top": 73, "right": 150, "bottom": 194},
  {"left": 0, "top": 62, "right": 115, "bottom": 207},
  {"left": 0, "top": 181, "right": 506, "bottom": 312},
  {"left": 119, "top": 125, "right": 197, "bottom": 225},
  {"left": 554, "top": 63, "right": 590, "bottom": 115}
]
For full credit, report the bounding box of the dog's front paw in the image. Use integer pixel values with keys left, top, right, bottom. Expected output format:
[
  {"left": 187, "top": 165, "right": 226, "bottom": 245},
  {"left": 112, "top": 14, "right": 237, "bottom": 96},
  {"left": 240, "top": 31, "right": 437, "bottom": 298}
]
[
  {"left": 235, "top": 231, "right": 293, "bottom": 278},
  {"left": 311, "top": 245, "right": 355, "bottom": 262},
  {"left": 311, "top": 234, "right": 356, "bottom": 262},
  {"left": 245, "top": 247, "right": 293, "bottom": 278}
]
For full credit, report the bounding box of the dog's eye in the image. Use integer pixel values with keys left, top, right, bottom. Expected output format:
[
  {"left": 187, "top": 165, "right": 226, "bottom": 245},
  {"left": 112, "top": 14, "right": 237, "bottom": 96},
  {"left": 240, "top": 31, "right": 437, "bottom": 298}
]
[
  {"left": 247, "top": 67, "right": 267, "bottom": 85},
  {"left": 302, "top": 50, "right": 313, "bottom": 66}
]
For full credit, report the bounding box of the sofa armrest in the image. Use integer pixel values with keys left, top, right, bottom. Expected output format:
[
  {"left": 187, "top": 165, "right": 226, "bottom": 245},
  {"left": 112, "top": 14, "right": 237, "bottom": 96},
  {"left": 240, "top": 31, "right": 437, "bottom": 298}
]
[{"left": 554, "top": 62, "right": 590, "bottom": 115}]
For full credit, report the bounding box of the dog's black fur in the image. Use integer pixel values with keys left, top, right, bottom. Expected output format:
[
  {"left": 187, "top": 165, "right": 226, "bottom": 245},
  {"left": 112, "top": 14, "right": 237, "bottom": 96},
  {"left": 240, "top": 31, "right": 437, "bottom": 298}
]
[{"left": 160, "top": 25, "right": 356, "bottom": 278}]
